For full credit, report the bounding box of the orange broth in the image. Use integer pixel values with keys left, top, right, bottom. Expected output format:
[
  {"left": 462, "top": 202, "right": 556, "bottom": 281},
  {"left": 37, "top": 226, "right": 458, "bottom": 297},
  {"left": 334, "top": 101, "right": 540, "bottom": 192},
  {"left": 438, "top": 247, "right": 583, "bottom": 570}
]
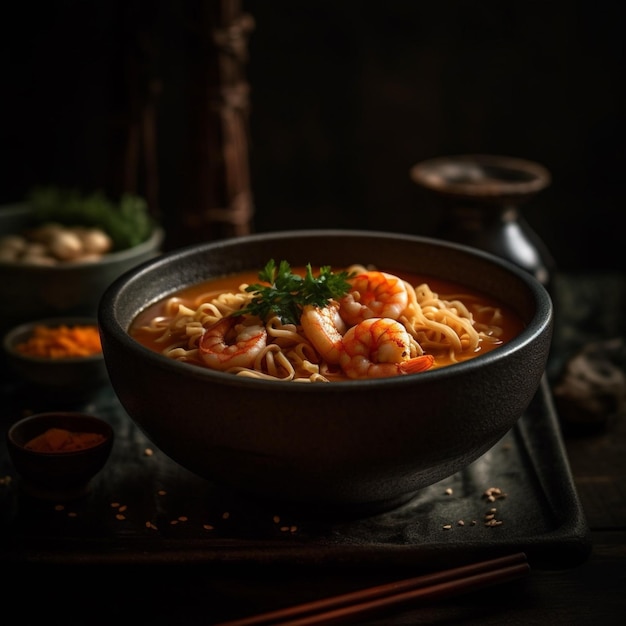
[{"left": 129, "top": 267, "right": 525, "bottom": 378}]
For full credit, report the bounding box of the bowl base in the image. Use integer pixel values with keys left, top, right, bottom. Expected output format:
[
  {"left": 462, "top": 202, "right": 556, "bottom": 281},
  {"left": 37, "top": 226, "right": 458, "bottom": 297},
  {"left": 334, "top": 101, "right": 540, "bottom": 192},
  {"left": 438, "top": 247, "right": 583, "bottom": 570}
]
[{"left": 227, "top": 487, "right": 422, "bottom": 522}]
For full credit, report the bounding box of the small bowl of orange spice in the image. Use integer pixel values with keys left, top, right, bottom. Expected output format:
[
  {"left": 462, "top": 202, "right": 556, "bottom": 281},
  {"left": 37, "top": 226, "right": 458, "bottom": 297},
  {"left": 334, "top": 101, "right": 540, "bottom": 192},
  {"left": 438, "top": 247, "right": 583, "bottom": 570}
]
[
  {"left": 2, "top": 316, "right": 108, "bottom": 399},
  {"left": 6, "top": 411, "right": 114, "bottom": 500}
]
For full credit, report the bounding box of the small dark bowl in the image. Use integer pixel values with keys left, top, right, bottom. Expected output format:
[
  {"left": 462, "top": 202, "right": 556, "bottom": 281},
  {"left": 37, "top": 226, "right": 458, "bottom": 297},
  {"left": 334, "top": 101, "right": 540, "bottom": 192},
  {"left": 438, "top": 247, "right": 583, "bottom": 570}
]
[
  {"left": 3, "top": 316, "right": 109, "bottom": 401},
  {"left": 99, "top": 230, "right": 553, "bottom": 515},
  {"left": 6, "top": 412, "right": 114, "bottom": 500}
]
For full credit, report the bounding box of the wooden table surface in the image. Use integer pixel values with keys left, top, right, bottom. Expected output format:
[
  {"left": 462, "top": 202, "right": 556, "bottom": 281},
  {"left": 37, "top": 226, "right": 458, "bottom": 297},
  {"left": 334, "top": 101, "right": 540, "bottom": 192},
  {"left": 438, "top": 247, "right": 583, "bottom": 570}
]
[{"left": 3, "top": 272, "right": 625, "bottom": 625}]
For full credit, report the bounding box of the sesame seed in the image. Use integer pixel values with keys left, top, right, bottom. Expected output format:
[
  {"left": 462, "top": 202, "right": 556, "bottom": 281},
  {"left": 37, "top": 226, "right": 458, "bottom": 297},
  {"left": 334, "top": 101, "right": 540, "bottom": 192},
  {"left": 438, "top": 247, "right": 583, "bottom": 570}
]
[
  {"left": 144, "top": 448, "right": 153, "bottom": 456},
  {"left": 116, "top": 514, "right": 126, "bottom": 521},
  {"left": 273, "top": 515, "right": 281, "bottom": 524},
  {"left": 178, "top": 516, "right": 188, "bottom": 522},
  {"left": 483, "top": 486, "right": 507, "bottom": 501},
  {"left": 444, "top": 488, "right": 453, "bottom": 495},
  {"left": 222, "top": 511, "right": 230, "bottom": 520},
  {"left": 203, "top": 524, "right": 214, "bottom": 531},
  {"left": 170, "top": 519, "right": 178, "bottom": 525},
  {"left": 442, "top": 524, "right": 452, "bottom": 530},
  {"left": 485, "top": 519, "right": 503, "bottom": 527},
  {"left": 457, "top": 520, "right": 465, "bottom": 526},
  {"left": 118, "top": 505, "right": 127, "bottom": 512},
  {"left": 157, "top": 490, "right": 167, "bottom": 496},
  {"left": 67, "top": 511, "right": 77, "bottom": 518},
  {"left": 110, "top": 502, "right": 120, "bottom": 508}
]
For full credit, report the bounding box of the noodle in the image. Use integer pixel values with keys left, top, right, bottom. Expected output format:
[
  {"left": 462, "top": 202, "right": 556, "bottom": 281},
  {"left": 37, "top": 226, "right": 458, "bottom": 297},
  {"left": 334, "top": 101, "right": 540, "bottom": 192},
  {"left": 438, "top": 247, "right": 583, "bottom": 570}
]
[{"left": 130, "top": 266, "right": 523, "bottom": 382}]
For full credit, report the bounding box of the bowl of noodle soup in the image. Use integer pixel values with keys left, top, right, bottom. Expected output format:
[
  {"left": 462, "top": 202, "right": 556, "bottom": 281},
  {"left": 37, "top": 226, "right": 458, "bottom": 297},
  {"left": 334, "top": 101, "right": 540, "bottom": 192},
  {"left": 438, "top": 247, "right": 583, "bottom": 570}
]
[{"left": 98, "top": 230, "right": 553, "bottom": 515}]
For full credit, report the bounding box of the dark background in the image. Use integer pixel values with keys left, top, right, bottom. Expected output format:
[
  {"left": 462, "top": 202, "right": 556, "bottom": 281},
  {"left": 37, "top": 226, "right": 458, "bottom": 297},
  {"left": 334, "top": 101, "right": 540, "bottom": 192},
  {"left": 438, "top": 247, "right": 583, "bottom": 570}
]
[{"left": 1, "top": 1, "right": 623, "bottom": 272}]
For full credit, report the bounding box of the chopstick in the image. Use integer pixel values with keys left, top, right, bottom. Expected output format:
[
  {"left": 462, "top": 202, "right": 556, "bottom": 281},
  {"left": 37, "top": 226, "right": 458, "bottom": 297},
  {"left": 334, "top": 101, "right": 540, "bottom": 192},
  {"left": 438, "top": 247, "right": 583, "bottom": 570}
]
[{"left": 214, "top": 552, "right": 529, "bottom": 626}]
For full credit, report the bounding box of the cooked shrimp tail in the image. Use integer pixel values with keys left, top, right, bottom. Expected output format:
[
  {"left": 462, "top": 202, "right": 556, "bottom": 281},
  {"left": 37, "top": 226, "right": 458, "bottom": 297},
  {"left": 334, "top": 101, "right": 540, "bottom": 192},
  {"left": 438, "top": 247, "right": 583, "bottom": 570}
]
[
  {"left": 199, "top": 315, "right": 267, "bottom": 371},
  {"left": 398, "top": 354, "right": 435, "bottom": 374}
]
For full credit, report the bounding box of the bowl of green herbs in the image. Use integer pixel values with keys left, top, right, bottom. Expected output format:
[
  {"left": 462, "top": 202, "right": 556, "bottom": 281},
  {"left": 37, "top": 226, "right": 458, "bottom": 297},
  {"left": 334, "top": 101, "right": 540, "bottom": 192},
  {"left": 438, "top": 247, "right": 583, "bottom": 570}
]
[{"left": 0, "top": 188, "right": 163, "bottom": 337}]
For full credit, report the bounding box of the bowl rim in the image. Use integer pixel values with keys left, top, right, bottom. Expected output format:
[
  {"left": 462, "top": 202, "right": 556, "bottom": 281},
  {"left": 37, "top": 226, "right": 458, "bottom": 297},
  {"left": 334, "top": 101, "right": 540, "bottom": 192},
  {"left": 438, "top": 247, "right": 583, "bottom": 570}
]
[
  {"left": 410, "top": 153, "right": 551, "bottom": 198},
  {"left": 3, "top": 315, "right": 104, "bottom": 363},
  {"left": 0, "top": 202, "right": 164, "bottom": 270},
  {"left": 99, "top": 228, "right": 553, "bottom": 390},
  {"left": 7, "top": 411, "right": 114, "bottom": 457}
]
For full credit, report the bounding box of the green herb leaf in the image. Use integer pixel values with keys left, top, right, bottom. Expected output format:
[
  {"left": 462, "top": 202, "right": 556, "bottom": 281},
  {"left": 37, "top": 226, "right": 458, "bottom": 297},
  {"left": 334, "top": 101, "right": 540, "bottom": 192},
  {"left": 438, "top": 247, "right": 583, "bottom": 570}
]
[
  {"left": 28, "top": 187, "right": 156, "bottom": 251},
  {"left": 237, "top": 260, "right": 355, "bottom": 325}
]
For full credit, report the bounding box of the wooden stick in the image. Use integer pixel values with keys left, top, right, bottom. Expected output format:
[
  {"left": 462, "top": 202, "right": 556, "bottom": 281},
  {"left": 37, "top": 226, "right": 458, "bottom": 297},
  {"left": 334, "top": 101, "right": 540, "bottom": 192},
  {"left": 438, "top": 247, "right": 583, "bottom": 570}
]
[{"left": 215, "top": 552, "right": 529, "bottom": 626}]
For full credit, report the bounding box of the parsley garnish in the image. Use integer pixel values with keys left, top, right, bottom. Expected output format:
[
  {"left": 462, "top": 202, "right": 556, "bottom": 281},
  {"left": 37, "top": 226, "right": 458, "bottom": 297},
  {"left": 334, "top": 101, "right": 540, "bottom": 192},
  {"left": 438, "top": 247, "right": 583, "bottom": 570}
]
[{"left": 237, "top": 259, "right": 355, "bottom": 325}]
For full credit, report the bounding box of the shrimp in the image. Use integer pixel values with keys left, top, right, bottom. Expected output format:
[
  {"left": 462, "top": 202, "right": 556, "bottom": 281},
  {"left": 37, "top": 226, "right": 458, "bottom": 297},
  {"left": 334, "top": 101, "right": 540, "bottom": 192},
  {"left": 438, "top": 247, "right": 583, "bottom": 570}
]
[
  {"left": 198, "top": 315, "right": 267, "bottom": 371},
  {"left": 338, "top": 271, "right": 409, "bottom": 326},
  {"left": 300, "top": 302, "right": 347, "bottom": 364},
  {"left": 339, "top": 317, "right": 434, "bottom": 379}
]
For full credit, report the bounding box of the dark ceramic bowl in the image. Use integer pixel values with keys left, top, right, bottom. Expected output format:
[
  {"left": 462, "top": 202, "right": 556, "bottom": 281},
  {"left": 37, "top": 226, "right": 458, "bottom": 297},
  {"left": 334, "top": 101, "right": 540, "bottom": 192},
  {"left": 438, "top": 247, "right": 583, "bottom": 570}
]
[
  {"left": 3, "top": 316, "right": 109, "bottom": 399},
  {"left": 0, "top": 203, "right": 164, "bottom": 337},
  {"left": 6, "top": 411, "right": 114, "bottom": 500},
  {"left": 98, "top": 230, "right": 553, "bottom": 515}
]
